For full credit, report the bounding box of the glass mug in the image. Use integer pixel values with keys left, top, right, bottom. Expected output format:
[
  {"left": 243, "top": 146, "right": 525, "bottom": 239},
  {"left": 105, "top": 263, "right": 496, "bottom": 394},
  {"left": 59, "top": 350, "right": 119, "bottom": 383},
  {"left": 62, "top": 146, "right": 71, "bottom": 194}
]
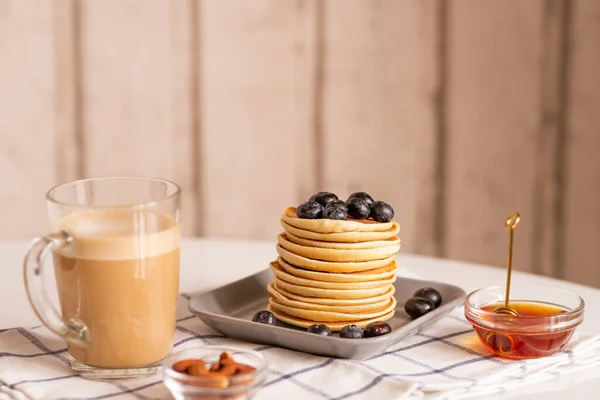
[{"left": 23, "top": 176, "right": 181, "bottom": 379}]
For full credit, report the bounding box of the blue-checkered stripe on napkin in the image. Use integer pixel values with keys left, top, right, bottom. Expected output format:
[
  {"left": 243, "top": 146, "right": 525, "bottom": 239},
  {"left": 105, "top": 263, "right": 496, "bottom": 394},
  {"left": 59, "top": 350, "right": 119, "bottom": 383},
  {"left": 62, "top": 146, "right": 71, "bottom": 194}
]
[{"left": 2, "top": 294, "right": 600, "bottom": 400}]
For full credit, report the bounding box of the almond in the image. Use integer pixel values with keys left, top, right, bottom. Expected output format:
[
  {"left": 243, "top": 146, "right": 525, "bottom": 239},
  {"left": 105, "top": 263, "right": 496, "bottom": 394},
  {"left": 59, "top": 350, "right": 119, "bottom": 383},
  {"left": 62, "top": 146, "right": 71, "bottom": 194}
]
[
  {"left": 173, "top": 352, "right": 256, "bottom": 391},
  {"left": 172, "top": 359, "right": 205, "bottom": 374},
  {"left": 219, "top": 352, "right": 235, "bottom": 365}
]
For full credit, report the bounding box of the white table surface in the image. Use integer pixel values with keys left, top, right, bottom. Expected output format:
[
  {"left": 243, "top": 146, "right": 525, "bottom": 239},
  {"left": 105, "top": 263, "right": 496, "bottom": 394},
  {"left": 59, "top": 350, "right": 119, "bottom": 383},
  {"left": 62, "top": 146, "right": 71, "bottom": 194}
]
[{"left": 2, "top": 238, "right": 600, "bottom": 399}]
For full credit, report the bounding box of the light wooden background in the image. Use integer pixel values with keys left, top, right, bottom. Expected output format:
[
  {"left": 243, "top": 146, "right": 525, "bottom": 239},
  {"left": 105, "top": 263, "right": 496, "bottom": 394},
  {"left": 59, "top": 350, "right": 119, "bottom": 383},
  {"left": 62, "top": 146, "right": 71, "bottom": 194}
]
[{"left": 1, "top": 0, "right": 599, "bottom": 286}]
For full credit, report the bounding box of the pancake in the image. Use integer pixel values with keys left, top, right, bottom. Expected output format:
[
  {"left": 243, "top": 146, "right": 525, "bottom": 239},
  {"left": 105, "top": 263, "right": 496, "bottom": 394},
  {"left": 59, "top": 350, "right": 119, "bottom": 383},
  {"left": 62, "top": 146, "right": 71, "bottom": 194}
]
[
  {"left": 284, "top": 231, "right": 401, "bottom": 249},
  {"left": 277, "top": 233, "right": 400, "bottom": 262},
  {"left": 267, "top": 283, "right": 392, "bottom": 313},
  {"left": 282, "top": 207, "right": 395, "bottom": 233},
  {"left": 277, "top": 257, "right": 398, "bottom": 283},
  {"left": 268, "top": 306, "right": 395, "bottom": 331},
  {"left": 270, "top": 261, "right": 395, "bottom": 290},
  {"left": 276, "top": 244, "right": 395, "bottom": 273},
  {"left": 274, "top": 277, "right": 392, "bottom": 299},
  {"left": 268, "top": 297, "right": 397, "bottom": 322},
  {"left": 270, "top": 282, "right": 395, "bottom": 306},
  {"left": 281, "top": 219, "right": 400, "bottom": 243}
]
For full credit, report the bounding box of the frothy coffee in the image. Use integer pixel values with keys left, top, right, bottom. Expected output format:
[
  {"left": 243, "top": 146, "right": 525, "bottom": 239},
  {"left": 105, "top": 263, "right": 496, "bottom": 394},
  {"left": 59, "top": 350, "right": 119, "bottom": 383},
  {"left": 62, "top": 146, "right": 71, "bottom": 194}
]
[{"left": 52, "top": 209, "right": 180, "bottom": 369}]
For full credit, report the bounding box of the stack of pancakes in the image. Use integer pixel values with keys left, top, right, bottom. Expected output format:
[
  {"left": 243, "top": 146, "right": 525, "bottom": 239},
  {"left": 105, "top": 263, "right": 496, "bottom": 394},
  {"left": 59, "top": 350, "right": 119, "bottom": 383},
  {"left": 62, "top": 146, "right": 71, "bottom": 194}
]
[{"left": 267, "top": 207, "right": 401, "bottom": 331}]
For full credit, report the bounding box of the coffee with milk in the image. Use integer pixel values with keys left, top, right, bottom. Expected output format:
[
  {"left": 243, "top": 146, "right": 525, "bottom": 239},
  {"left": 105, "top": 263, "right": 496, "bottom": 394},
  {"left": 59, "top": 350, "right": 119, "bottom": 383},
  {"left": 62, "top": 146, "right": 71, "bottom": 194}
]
[{"left": 52, "top": 209, "right": 180, "bottom": 368}]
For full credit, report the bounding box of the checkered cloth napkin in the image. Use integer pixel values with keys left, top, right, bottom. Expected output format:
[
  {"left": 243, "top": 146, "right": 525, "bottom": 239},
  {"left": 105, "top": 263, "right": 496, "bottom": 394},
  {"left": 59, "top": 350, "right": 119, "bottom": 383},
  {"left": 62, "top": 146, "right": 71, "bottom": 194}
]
[{"left": 2, "top": 298, "right": 600, "bottom": 400}]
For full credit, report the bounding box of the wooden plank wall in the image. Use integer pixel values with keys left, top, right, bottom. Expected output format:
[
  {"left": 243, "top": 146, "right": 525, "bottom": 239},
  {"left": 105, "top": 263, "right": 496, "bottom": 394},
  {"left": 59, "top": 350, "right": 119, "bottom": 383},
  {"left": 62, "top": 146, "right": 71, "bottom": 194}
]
[
  {"left": 0, "top": 0, "right": 598, "bottom": 286},
  {"left": 80, "top": 0, "right": 197, "bottom": 235},
  {"left": 563, "top": 0, "right": 600, "bottom": 284},
  {"left": 321, "top": 0, "right": 442, "bottom": 256},
  {"left": 444, "top": 0, "right": 544, "bottom": 275},
  {"left": 0, "top": 1, "right": 56, "bottom": 238},
  {"left": 199, "top": 0, "right": 317, "bottom": 239}
]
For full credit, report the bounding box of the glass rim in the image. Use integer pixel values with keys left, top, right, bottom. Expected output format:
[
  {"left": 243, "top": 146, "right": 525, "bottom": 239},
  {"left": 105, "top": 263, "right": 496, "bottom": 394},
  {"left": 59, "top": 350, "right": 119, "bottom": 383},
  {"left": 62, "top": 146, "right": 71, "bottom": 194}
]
[
  {"left": 465, "top": 284, "right": 585, "bottom": 320},
  {"left": 46, "top": 175, "right": 181, "bottom": 209}
]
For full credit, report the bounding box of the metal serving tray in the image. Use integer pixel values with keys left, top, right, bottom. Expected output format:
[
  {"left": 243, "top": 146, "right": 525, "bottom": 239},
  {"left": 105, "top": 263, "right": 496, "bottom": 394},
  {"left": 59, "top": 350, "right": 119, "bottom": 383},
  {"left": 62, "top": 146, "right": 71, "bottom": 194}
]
[{"left": 188, "top": 269, "right": 466, "bottom": 360}]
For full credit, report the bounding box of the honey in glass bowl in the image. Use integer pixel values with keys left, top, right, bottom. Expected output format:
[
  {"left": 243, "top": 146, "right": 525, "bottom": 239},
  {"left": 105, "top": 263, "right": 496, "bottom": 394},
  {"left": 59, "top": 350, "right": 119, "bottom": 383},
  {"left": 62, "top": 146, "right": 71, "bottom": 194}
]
[{"left": 464, "top": 286, "right": 585, "bottom": 360}]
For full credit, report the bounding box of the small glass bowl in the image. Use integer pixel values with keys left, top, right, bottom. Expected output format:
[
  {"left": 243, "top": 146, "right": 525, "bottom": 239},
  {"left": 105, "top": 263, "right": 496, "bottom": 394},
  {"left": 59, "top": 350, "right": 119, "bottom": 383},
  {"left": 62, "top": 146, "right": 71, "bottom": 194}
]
[
  {"left": 464, "top": 285, "right": 585, "bottom": 359},
  {"left": 161, "top": 346, "right": 268, "bottom": 400}
]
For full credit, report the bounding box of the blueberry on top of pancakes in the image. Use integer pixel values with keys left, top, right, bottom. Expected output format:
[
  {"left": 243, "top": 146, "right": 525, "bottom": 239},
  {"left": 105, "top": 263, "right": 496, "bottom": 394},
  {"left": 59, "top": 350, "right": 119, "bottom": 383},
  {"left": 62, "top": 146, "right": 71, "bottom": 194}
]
[
  {"left": 370, "top": 201, "right": 394, "bottom": 222},
  {"left": 346, "top": 197, "right": 370, "bottom": 219},
  {"left": 296, "top": 201, "right": 324, "bottom": 219},
  {"left": 347, "top": 192, "right": 374, "bottom": 207},
  {"left": 323, "top": 206, "right": 347, "bottom": 220},
  {"left": 326, "top": 199, "right": 347, "bottom": 211},
  {"left": 309, "top": 192, "right": 338, "bottom": 207}
]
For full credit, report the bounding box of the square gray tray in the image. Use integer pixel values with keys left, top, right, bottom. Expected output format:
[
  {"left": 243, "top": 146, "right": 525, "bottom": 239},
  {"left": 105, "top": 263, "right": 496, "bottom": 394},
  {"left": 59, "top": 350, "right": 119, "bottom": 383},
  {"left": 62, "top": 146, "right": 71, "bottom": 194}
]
[{"left": 188, "top": 269, "right": 466, "bottom": 360}]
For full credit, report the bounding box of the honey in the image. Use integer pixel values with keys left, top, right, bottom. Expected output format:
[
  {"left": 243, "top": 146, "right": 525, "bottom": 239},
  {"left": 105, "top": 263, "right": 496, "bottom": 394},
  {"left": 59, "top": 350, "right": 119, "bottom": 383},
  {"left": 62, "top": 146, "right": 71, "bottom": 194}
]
[{"left": 470, "top": 301, "right": 574, "bottom": 359}]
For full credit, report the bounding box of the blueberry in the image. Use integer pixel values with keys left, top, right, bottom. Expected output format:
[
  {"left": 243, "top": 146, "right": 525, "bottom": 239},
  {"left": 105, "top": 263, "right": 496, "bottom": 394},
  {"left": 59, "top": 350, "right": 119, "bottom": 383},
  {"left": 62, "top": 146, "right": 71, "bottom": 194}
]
[
  {"left": 309, "top": 192, "right": 339, "bottom": 207},
  {"left": 339, "top": 324, "right": 364, "bottom": 339},
  {"left": 370, "top": 201, "right": 394, "bottom": 222},
  {"left": 413, "top": 287, "right": 442, "bottom": 308},
  {"left": 307, "top": 324, "right": 332, "bottom": 336},
  {"left": 326, "top": 199, "right": 347, "bottom": 210},
  {"left": 252, "top": 310, "right": 276, "bottom": 325},
  {"left": 363, "top": 321, "right": 392, "bottom": 338},
  {"left": 346, "top": 198, "right": 370, "bottom": 219},
  {"left": 296, "top": 201, "right": 323, "bottom": 219},
  {"left": 404, "top": 297, "right": 435, "bottom": 319},
  {"left": 347, "top": 192, "right": 375, "bottom": 207},
  {"left": 323, "top": 206, "right": 347, "bottom": 220}
]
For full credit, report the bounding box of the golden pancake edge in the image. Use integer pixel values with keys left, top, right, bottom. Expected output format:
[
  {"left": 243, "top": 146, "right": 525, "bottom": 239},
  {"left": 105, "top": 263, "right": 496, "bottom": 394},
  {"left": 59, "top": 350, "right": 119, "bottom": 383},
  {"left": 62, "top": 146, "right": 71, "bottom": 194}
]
[
  {"left": 270, "top": 261, "right": 395, "bottom": 290},
  {"left": 274, "top": 277, "right": 392, "bottom": 299},
  {"left": 284, "top": 230, "right": 401, "bottom": 249},
  {"left": 276, "top": 257, "right": 398, "bottom": 283},
  {"left": 268, "top": 297, "right": 397, "bottom": 323},
  {"left": 269, "top": 281, "right": 396, "bottom": 306},
  {"left": 267, "top": 283, "right": 392, "bottom": 313},
  {"left": 280, "top": 219, "right": 400, "bottom": 243},
  {"left": 277, "top": 233, "right": 400, "bottom": 262},
  {"left": 276, "top": 244, "right": 395, "bottom": 273}
]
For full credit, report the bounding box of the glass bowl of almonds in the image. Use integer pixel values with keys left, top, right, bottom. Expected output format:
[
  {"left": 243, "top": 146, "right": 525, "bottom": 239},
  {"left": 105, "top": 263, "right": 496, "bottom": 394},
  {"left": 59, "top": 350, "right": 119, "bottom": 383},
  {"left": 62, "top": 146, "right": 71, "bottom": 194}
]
[{"left": 161, "top": 346, "right": 268, "bottom": 400}]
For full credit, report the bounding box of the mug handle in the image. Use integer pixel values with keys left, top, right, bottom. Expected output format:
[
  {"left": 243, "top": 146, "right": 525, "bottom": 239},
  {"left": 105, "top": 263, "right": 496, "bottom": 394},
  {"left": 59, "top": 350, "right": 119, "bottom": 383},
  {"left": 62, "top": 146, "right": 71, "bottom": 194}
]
[{"left": 23, "top": 231, "right": 89, "bottom": 344}]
